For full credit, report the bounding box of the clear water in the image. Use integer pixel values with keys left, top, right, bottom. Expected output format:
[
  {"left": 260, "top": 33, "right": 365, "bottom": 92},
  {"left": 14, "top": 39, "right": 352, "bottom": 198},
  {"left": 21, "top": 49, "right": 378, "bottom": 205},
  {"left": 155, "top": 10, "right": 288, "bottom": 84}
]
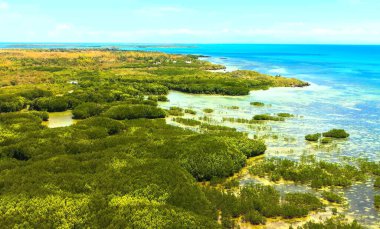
[{"left": 42, "top": 111, "right": 75, "bottom": 128}]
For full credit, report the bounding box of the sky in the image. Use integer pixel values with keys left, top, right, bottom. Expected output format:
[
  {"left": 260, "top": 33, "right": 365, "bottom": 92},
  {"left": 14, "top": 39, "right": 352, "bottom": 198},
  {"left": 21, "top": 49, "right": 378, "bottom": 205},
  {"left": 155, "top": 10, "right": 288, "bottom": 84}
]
[{"left": 0, "top": 0, "right": 380, "bottom": 44}]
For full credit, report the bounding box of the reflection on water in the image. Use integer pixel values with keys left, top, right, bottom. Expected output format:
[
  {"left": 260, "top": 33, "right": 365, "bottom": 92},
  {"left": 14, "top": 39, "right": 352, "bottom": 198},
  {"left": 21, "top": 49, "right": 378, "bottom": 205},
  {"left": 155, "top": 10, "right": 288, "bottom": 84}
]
[{"left": 43, "top": 111, "right": 76, "bottom": 128}]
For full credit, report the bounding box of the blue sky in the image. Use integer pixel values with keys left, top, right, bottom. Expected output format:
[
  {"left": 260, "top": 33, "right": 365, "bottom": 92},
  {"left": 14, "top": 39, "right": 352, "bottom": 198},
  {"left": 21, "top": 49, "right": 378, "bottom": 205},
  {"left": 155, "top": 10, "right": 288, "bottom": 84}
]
[{"left": 0, "top": 0, "right": 379, "bottom": 44}]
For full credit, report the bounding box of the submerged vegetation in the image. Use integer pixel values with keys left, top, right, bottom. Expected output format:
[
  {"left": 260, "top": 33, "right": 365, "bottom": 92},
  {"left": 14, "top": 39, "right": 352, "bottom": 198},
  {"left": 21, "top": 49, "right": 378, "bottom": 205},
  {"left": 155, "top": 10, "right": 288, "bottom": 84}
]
[
  {"left": 277, "top": 112, "right": 294, "bottom": 118},
  {"left": 249, "top": 155, "right": 373, "bottom": 188},
  {"left": 253, "top": 114, "right": 285, "bottom": 121},
  {"left": 173, "top": 117, "right": 201, "bottom": 126},
  {"left": 203, "top": 108, "right": 214, "bottom": 113},
  {"left": 167, "top": 106, "right": 184, "bottom": 116},
  {"left": 250, "top": 101, "right": 265, "bottom": 107},
  {"left": 184, "top": 108, "right": 197, "bottom": 115},
  {"left": 321, "top": 191, "right": 344, "bottom": 204}
]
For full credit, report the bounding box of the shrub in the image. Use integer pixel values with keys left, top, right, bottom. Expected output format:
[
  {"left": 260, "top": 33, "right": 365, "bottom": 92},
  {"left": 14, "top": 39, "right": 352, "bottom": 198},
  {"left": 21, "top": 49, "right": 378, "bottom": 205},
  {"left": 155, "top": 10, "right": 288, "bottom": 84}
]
[
  {"left": 184, "top": 109, "right": 196, "bottom": 115},
  {"left": 321, "top": 191, "right": 343, "bottom": 203},
  {"left": 75, "top": 117, "right": 125, "bottom": 135},
  {"left": 284, "top": 193, "right": 323, "bottom": 211},
  {"left": 277, "top": 113, "right": 294, "bottom": 118},
  {"left": 0, "top": 95, "right": 26, "bottom": 113},
  {"left": 148, "top": 95, "right": 169, "bottom": 102},
  {"left": 173, "top": 118, "right": 201, "bottom": 126},
  {"left": 29, "top": 111, "right": 49, "bottom": 121},
  {"left": 305, "top": 133, "right": 321, "bottom": 142},
  {"left": 229, "top": 138, "right": 266, "bottom": 157},
  {"left": 244, "top": 210, "right": 266, "bottom": 225},
  {"left": 374, "top": 177, "right": 380, "bottom": 188},
  {"left": 32, "top": 97, "right": 69, "bottom": 112},
  {"left": 170, "top": 107, "right": 183, "bottom": 112},
  {"left": 250, "top": 156, "right": 365, "bottom": 188},
  {"left": 253, "top": 114, "right": 284, "bottom": 121},
  {"left": 178, "top": 135, "right": 246, "bottom": 180},
  {"left": 104, "top": 104, "right": 166, "bottom": 120},
  {"left": 375, "top": 195, "right": 380, "bottom": 209},
  {"left": 297, "top": 217, "right": 364, "bottom": 229},
  {"left": 250, "top": 102, "right": 264, "bottom": 107},
  {"left": 240, "top": 185, "right": 281, "bottom": 217},
  {"left": 72, "top": 103, "right": 103, "bottom": 119},
  {"left": 323, "top": 129, "right": 349, "bottom": 138},
  {"left": 200, "top": 124, "right": 236, "bottom": 132},
  {"left": 19, "top": 88, "right": 53, "bottom": 100},
  {"left": 281, "top": 203, "right": 308, "bottom": 218},
  {"left": 321, "top": 137, "right": 333, "bottom": 144},
  {"left": 167, "top": 107, "right": 184, "bottom": 116},
  {"left": 203, "top": 108, "right": 214, "bottom": 113}
]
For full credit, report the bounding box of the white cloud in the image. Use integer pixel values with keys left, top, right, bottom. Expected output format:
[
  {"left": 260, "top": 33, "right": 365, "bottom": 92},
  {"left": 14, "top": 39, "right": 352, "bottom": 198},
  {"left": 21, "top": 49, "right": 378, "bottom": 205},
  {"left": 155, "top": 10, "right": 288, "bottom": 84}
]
[
  {"left": 0, "top": 1, "right": 9, "bottom": 10},
  {"left": 48, "top": 24, "right": 73, "bottom": 37},
  {"left": 56, "top": 24, "right": 71, "bottom": 30},
  {"left": 134, "top": 6, "right": 188, "bottom": 16},
  {"left": 66, "top": 23, "right": 380, "bottom": 43}
]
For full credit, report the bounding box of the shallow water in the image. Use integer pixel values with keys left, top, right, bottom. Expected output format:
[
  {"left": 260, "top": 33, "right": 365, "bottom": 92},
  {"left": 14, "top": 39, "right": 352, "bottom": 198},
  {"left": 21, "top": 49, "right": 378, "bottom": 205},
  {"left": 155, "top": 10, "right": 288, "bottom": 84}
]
[
  {"left": 344, "top": 179, "right": 380, "bottom": 226},
  {"left": 160, "top": 89, "right": 379, "bottom": 161},
  {"left": 43, "top": 111, "right": 76, "bottom": 128}
]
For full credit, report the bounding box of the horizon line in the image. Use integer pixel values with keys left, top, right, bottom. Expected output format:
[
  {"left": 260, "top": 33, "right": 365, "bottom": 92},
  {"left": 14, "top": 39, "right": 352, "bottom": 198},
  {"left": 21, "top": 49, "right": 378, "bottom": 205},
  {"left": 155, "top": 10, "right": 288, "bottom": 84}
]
[{"left": 0, "top": 42, "right": 380, "bottom": 46}]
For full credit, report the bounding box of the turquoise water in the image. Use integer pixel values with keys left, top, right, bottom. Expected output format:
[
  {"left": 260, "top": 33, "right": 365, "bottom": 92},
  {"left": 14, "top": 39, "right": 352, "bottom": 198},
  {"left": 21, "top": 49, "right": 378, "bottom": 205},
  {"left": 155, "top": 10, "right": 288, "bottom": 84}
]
[
  {"left": 1, "top": 43, "right": 379, "bottom": 160},
  {"left": 141, "top": 44, "right": 379, "bottom": 161}
]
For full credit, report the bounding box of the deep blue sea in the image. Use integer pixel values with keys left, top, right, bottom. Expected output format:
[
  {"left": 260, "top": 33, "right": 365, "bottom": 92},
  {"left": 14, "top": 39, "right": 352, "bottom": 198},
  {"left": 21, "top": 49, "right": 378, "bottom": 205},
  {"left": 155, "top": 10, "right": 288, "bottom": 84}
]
[{"left": 1, "top": 43, "right": 379, "bottom": 160}]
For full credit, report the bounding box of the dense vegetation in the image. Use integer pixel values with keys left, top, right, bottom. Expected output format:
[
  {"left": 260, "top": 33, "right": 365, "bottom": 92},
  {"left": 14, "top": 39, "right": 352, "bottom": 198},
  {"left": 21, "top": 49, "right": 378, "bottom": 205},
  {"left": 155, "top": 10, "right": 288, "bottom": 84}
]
[
  {"left": 375, "top": 177, "right": 380, "bottom": 188},
  {"left": 293, "top": 217, "right": 364, "bottom": 229},
  {"left": 323, "top": 129, "right": 350, "bottom": 138},
  {"left": 250, "top": 101, "right": 265, "bottom": 107},
  {"left": 1, "top": 49, "right": 369, "bottom": 228},
  {"left": 0, "top": 49, "right": 311, "bottom": 228},
  {"left": 375, "top": 195, "right": 380, "bottom": 209},
  {"left": 305, "top": 133, "right": 321, "bottom": 142},
  {"left": 249, "top": 155, "right": 370, "bottom": 188},
  {"left": 321, "top": 191, "right": 344, "bottom": 203},
  {"left": 173, "top": 117, "right": 202, "bottom": 126},
  {"left": 204, "top": 184, "right": 324, "bottom": 226},
  {"left": 253, "top": 114, "right": 285, "bottom": 121},
  {"left": 305, "top": 129, "right": 349, "bottom": 142},
  {"left": 203, "top": 108, "right": 214, "bottom": 113},
  {"left": 0, "top": 49, "right": 307, "bottom": 99}
]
